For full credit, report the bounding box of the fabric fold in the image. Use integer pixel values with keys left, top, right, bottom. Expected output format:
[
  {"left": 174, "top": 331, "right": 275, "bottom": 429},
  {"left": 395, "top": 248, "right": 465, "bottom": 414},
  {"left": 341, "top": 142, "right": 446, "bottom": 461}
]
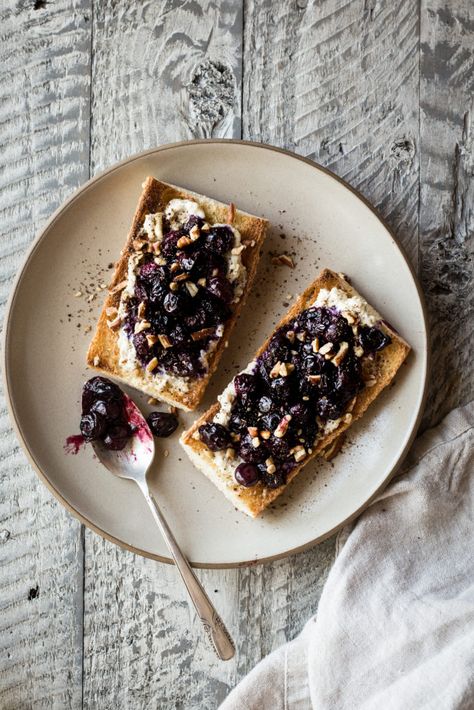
[{"left": 221, "top": 402, "right": 474, "bottom": 710}]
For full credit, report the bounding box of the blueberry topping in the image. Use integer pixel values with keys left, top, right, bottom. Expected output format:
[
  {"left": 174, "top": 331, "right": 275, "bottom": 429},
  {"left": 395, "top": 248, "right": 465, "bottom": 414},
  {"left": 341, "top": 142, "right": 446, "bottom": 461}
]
[
  {"left": 206, "top": 275, "right": 233, "bottom": 304},
  {"left": 147, "top": 412, "right": 178, "bottom": 438},
  {"left": 80, "top": 412, "right": 106, "bottom": 441},
  {"left": 196, "top": 304, "right": 391, "bottom": 489},
  {"left": 205, "top": 225, "right": 234, "bottom": 255},
  {"left": 234, "top": 462, "right": 260, "bottom": 487},
  {"left": 80, "top": 377, "right": 134, "bottom": 450},
  {"left": 91, "top": 398, "right": 123, "bottom": 421},
  {"left": 199, "top": 423, "right": 231, "bottom": 451},
  {"left": 122, "top": 208, "right": 241, "bottom": 381},
  {"left": 103, "top": 423, "right": 132, "bottom": 451},
  {"left": 358, "top": 325, "right": 391, "bottom": 353}
]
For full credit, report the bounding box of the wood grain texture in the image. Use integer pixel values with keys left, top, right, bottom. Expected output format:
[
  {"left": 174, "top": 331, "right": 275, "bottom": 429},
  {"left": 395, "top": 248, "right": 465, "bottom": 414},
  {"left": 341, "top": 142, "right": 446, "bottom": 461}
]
[
  {"left": 0, "top": 0, "right": 91, "bottom": 707},
  {"left": 420, "top": 0, "right": 474, "bottom": 427},
  {"left": 89, "top": 0, "right": 242, "bottom": 173},
  {"left": 243, "top": 0, "right": 420, "bottom": 265}
]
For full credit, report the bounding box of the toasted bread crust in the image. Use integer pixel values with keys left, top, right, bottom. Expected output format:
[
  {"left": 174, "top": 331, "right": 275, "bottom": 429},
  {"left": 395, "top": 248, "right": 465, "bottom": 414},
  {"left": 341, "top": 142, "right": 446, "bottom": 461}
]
[
  {"left": 86, "top": 177, "right": 268, "bottom": 410},
  {"left": 180, "top": 269, "right": 411, "bottom": 517}
]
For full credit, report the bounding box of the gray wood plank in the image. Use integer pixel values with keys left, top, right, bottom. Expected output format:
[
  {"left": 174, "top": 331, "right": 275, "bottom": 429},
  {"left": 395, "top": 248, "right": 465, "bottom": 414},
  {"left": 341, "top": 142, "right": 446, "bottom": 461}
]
[
  {"left": 243, "top": 0, "right": 420, "bottom": 265},
  {"left": 0, "top": 1, "right": 91, "bottom": 707},
  {"left": 236, "top": 0, "right": 421, "bottom": 701},
  {"left": 82, "top": 2, "right": 246, "bottom": 708},
  {"left": 420, "top": 0, "right": 474, "bottom": 427}
]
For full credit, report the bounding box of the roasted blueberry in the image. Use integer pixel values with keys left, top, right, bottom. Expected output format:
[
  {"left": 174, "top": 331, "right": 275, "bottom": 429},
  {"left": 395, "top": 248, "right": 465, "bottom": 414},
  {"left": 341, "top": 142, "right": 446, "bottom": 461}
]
[
  {"left": 165, "top": 291, "right": 190, "bottom": 315},
  {"left": 103, "top": 424, "right": 132, "bottom": 451},
  {"left": 238, "top": 434, "right": 268, "bottom": 464},
  {"left": 80, "top": 412, "right": 106, "bottom": 441},
  {"left": 206, "top": 275, "right": 233, "bottom": 304},
  {"left": 269, "top": 376, "right": 291, "bottom": 402},
  {"left": 184, "top": 214, "right": 204, "bottom": 231},
  {"left": 259, "top": 467, "right": 286, "bottom": 489},
  {"left": 228, "top": 410, "right": 248, "bottom": 432},
  {"left": 316, "top": 396, "right": 345, "bottom": 421},
  {"left": 205, "top": 225, "right": 234, "bottom": 255},
  {"left": 325, "top": 313, "right": 351, "bottom": 344},
  {"left": 359, "top": 325, "right": 391, "bottom": 353},
  {"left": 265, "top": 436, "right": 291, "bottom": 461},
  {"left": 139, "top": 262, "right": 161, "bottom": 280},
  {"left": 234, "top": 462, "right": 260, "bottom": 487},
  {"left": 199, "top": 423, "right": 231, "bottom": 451},
  {"left": 261, "top": 412, "right": 281, "bottom": 432},
  {"left": 161, "top": 230, "right": 183, "bottom": 256},
  {"left": 82, "top": 376, "right": 122, "bottom": 410},
  {"left": 258, "top": 395, "right": 273, "bottom": 414},
  {"left": 132, "top": 332, "right": 150, "bottom": 364},
  {"left": 91, "top": 398, "right": 123, "bottom": 421},
  {"left": 147, "top": 412, "right": 178, "bottom": 438},
  {"left": 148, "top": 282, "right": 167, "bottom": 305},
  {"left": 234, "top": 373, "right": 257, "bottom": 401}
]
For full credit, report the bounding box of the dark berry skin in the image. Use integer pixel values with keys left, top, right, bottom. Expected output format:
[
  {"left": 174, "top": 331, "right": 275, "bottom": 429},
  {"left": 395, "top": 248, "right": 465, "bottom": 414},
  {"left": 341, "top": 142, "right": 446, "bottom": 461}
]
[
  {"left": 195, "top": 304, "right": 393, "bottom": 488},
  {"left": 103, "top": 424, "right": 132, "bottom": 451},
  {"left": 199, "top": 423, "right": 231, "bottom": 451},
  {"left": 82, "top": 376, "right": 122, "bottom": 411},
  {"left": 206, "top": 275, "right": 233, "bottom": 304},
  {"left": 259, "top": 467, "right": 286, "bottom": 489},
  {"left": 91, "top": 398, "right": 123, "bottom": 421},
  {"left": 205, "top": 226, "right": 234, "bottom": 255},
  {"left": 147, "top": 412, "right": 178, "bottom": 438},
  {"left": 234, "top": 462, "right": 260, "bottom": 487},
  {"left": 359, "top": 325, "right": 391, "bottom": 353},
  {"left": 80, "top": 412, "right": 106, "bottom": 441},
  {"left": 80, "top": 377, "right": 133, "bottom": 450}
]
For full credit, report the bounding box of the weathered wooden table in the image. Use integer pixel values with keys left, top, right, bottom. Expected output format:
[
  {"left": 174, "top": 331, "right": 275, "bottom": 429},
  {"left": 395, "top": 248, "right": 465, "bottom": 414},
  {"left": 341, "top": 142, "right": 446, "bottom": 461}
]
[{"left": 1, "top": 1, "right": 472, "bottom": 707}]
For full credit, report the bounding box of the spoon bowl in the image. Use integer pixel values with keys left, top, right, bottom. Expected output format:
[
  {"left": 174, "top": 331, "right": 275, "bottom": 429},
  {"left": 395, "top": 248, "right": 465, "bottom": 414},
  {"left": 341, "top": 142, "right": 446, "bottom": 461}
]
[{"left": 92, "top": 395, "right": 154, "bottom": 482}]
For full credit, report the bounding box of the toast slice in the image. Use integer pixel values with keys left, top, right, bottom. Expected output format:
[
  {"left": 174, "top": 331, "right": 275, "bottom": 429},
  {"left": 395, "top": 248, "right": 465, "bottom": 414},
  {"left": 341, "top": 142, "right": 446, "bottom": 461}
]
[
  {"left": 87, "top": 177, "right": 267, "bottom": 410},
  {"left": 180, "top": 269, "right": 410, "bottom": 517}
]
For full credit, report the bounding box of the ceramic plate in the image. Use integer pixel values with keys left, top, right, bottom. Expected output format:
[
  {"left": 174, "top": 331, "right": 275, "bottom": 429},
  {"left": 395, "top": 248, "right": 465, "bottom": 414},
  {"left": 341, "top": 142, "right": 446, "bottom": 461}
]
[{"left": 3, "top": 141, "right": 428, "bottom": 567}]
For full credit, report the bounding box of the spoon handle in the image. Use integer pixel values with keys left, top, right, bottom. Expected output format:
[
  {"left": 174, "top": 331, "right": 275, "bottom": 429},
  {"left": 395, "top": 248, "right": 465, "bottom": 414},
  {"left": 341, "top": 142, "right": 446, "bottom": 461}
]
[{"left": 137, "top": 481, "right": 235, "bottom": 661}]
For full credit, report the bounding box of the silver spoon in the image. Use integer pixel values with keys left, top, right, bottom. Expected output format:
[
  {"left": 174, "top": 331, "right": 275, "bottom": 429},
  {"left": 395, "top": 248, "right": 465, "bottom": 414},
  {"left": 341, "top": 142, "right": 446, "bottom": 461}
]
[{"left": 92, "top": 394, "right": 235, "bottom": 661}]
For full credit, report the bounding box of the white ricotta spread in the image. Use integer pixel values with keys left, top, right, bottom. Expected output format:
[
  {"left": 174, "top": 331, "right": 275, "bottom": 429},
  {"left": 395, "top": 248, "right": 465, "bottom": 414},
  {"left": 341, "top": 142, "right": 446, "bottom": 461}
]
[
  {"left": 313, "top": 287, "right": 380, "bottom": 326},
  {"left": 143, "top": 212, "right": 164, "bottom": 243},
  {"left": 165, "top": 199, "right": 205, "bottom": 230}
]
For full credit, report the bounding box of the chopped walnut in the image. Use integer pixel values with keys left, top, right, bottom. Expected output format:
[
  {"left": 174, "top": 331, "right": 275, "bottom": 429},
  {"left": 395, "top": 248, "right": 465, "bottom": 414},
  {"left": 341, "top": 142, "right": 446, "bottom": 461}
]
[
  {"left": 146, "top": 357, "right": 158, "bottom": 372},
  {"left": 158, "top": 334, "right": 172, "bottom": 349},
  {"left": 319, "top": 342, "right": 333, "bottom": 356},
  {"left": 191, "top": 327, "right": 216, "bottom": 341},
  {"left": 134, "top": 320, "right": 151, "bottom": 334},
  {"left": 265, "top": 457, "right": 276, "bottom": 474},
  {"left": 274, "top": 414, "right": 292, "bottom": 438},
  {"left": 272, "top": 253, "right": 295, "bottom": 268},
  {"left": 332, "top": 341, "right": 349, "bottom": 367},
  {"left": 146, "top": 334, "right": 158, "bottom": 347},
  {"left": 186, "top": 281, "right": 199, "bottom": 297},
  {"left": 176, "top": 235, "right": 192, "bottom": 249},
  {"left": 189, "top": 225, "right": 200, "bottom": 241}
]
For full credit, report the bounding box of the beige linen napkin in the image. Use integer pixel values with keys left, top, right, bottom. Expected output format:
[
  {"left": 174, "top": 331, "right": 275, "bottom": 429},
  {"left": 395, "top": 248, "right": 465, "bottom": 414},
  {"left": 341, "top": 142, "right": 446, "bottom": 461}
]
[{"left": 221, "top": 402, "right": 474, "bottom": 709}]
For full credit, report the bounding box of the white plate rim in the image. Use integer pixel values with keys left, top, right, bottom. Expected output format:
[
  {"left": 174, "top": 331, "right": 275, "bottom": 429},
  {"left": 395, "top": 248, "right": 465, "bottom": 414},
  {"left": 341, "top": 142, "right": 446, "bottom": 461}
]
[{"left": 2, "top": 139, "right": 430, "bottom": 568}]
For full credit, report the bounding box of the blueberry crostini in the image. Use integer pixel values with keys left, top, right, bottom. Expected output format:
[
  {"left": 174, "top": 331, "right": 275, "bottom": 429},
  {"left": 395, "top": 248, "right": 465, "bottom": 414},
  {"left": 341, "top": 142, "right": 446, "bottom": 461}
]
[
  {"left": 181, "top": 269, "right": 410, "bottom": 517},
  {"left": 87, "top": 178, "right": 267, "bottom": 410}
]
